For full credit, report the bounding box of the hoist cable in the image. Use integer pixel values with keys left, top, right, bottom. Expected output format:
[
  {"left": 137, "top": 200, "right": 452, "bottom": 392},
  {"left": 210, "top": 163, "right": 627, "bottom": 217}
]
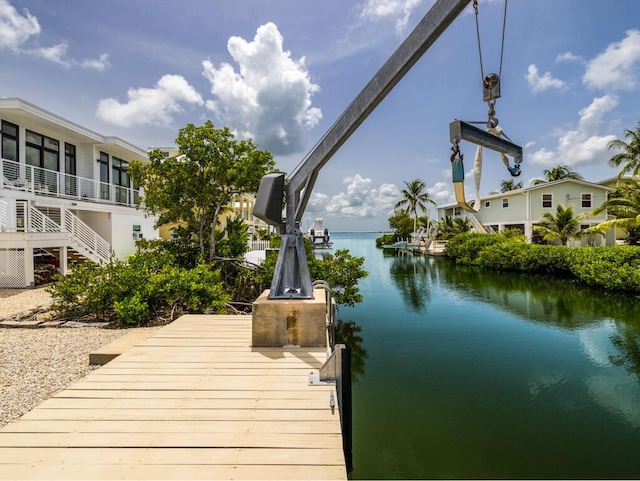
[
  {"left": 498, "top": 0, "right": 508, "bottom": 79},
  {"left": 472, "top": 0, "right": 485, "bottom": 83}
]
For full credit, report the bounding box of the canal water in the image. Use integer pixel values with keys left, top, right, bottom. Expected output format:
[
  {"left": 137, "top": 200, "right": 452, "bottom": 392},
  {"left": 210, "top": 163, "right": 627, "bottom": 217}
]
[{"left": 330, "top": 232, "right": 640, "bottom": 479}]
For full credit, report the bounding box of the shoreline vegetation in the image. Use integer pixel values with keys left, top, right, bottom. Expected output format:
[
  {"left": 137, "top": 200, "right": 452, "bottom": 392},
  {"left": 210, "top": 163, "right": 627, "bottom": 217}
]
[{"left": 442, "top": 233, "right": 640, "bottom": 294}]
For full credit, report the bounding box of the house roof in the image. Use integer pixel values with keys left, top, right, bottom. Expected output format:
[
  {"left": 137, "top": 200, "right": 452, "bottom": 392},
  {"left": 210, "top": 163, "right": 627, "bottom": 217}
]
[
  {"left": 437, "top": 178, "right": 614, "bottom": 209},
  {"left": 0, "top": 97, "right": 147, "bottom": 160}
]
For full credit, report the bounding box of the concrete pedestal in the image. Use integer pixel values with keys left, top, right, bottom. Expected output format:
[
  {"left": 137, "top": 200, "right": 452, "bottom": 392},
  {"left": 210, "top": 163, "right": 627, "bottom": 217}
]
[{"left": 252, "top": 288, "right": 327, "bottom": 347}]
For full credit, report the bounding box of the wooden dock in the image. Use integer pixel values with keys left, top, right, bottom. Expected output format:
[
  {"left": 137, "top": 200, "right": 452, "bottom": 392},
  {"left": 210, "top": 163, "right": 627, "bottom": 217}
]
[{"left": 0, "top": 315, "right": 347, "bottom": 480}]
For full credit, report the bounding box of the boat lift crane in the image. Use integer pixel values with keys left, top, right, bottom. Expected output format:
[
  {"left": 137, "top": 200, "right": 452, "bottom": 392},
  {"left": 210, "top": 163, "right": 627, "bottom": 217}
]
[{"left": 254, "top": 0, "right": 523, "bottom": 299}]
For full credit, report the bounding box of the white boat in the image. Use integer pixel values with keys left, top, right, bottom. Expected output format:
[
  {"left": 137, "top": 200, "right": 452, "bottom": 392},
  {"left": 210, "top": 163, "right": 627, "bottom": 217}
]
[{"left": 306, "top": 218, "right": 332, "bottom": 248}]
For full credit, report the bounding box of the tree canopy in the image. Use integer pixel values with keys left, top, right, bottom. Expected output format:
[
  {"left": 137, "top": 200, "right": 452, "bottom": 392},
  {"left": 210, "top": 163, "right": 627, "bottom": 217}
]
[
  {"left": 129, "top": 121, "right": 275, "bottom": 261},
  {"left": 532, "top": 165, "right": 584, "bottom": 185},
  {"left": 608, "top": 122, "right": 640, "bottom": 178},
  {"left": 394, "top": 179, "right": 436, "bottom": 233},
  {"left": 533, "top": 204, "right": 586, "bottom": 246}
]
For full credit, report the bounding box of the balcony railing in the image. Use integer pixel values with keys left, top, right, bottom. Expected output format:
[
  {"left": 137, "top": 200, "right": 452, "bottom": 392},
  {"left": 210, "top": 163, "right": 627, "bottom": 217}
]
[{"left": 1, "top": 157, "right": 140, "bottom": 208}]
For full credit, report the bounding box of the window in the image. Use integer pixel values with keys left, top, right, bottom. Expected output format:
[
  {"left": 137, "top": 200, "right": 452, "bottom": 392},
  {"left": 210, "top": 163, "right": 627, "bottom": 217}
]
[
  {"left": 64, "top": 143, "right": 76, "bottom": 195},
  {"left": 484, "top": 200, "right": 491, "bottom": 208},
  {"left": 542, "top": 193, "right": 553, "bottom": 208},
  {"left": 1, "top": 120, "right": 18, "bottom": 163},
  {"left": 502, "top": 198, "right": 509, "bottom": 208},
  {"left": 454, "top": 207, "right": 462, "bottom": 216},
  {"left": 1, "top": 120, "right": 18, "bottom": 181},
  {"left": 65, "top": 143, "right": 76, "bottom": 176},
  {"left": 98, "top": 151, "right": 110, "bottom": 200},
  {"left": 581, "top": 193, "right": 592, "bottom": 208},
  {"left": 25, "top": 130, "right": 59, "bottom": 192},
  {"left": 112, "top": 156, "right": 130, "bottom": 204}
]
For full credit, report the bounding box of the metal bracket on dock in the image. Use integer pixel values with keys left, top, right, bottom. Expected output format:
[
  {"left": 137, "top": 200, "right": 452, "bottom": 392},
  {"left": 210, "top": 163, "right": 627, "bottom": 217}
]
[{"left": 308, "top": 344, "right": 353, "bottom": 471}]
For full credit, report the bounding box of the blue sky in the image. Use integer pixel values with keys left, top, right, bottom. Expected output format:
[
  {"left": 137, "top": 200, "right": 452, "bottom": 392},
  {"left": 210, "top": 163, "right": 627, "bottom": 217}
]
[{"left": 1, "top": 0, "right": 640, "bottom": 231}]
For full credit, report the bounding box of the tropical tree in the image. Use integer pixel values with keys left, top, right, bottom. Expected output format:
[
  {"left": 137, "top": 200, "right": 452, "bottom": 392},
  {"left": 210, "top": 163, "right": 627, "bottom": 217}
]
[
  {"left": 500, "top": 179, "right": 523, "bottom": 192},
  {"left": 608, "top": 122, "right": 640, "bottom": 178},
  {"left": 394, "top": 179, "right": 436, "bottom": 234},
  {"left": 532, "top": 165, "right": 584, "bottom": 185},
  {"left": 436, "top": 215, "right": 471, "bottom": 240},
  {"left": 533, "top": 204, "right": 587, "bottom": 246},
  {"left": 589, "top": 177, "right": 640, "bottom": 245},
  {"left": 129, "top": 121, "right": 275, "bottom": 261}
]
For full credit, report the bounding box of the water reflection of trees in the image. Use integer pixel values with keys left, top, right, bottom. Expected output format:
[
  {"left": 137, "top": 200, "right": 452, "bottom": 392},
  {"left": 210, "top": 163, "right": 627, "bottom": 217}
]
[
  {"left": 436, "top": 260, "right": 640, "bottom": 330},
  {"left": 435, "top": 258, "right": 640, "bottom": 384},
  {"left": 336, "top": 319, "right": 368, "bottom": 384},
  {"left": 389, "top": 254, "right": 438, "bottom": 313}
]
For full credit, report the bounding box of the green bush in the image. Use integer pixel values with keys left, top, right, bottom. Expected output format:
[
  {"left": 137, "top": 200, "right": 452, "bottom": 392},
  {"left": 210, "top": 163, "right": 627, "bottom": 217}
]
[
  {"left": 47, "top": 250, "right": 230, "bottom": 326},
  {"left": 444, "top": 233, "right": 640, "bottom": 294}
]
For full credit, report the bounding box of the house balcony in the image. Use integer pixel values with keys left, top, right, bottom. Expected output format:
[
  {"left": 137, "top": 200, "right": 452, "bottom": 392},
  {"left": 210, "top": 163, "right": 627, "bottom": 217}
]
[{"left": 1, "top": 157, "right": 140, "bottom": 208}]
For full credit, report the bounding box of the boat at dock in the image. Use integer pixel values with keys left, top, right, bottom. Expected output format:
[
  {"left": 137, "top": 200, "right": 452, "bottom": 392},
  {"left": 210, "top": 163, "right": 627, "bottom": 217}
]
[{"left": 306, "top": 218, "right": 332, "bottom": 249}]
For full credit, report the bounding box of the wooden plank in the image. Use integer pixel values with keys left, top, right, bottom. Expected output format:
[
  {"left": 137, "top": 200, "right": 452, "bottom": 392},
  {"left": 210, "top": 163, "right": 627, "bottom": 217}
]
[
  {"left": 0, "top": 464, "right": 347, "bottom": 480},
  {"left": 19, "top": 408, "right": 337, "bottom": 422},
  {"left": 54, "top": 389, "right": 329, "bottom": 400},
  {"left": 1, "top": 419, "right": 340, "bottom": 434},
  {"left": 0, "top": 447, "right": 345, "bottom": 465},
  {"left": 36, "top": 397, "right": 333, "bottom": 410},
  {"left": 0, "top": 432, "right": 343, "bottom": 449}
]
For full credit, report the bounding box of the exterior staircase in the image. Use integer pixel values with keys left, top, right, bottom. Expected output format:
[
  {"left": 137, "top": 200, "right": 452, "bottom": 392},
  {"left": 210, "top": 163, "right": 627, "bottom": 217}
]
[{"left": 30, "top": 206, "right": 111, "bottom": 265}]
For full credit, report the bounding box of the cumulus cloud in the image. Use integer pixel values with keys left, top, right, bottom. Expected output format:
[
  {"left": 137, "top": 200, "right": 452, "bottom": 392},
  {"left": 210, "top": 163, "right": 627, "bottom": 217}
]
[
  {"left": 427, "top": 181, "right": 454, "bottom": 205},
  {"left": 308, "top": 175, "right": 400, "bottom": 218},
  {"left": 528, "top": 95, "right": 618, "bottom": 167},
  {"left": 555, "top": 51, "right": 582, "bottom": 64},
  {"left": 0, "top": 0, "right": 39, "bottom": 50},
  {"left": 526, "top": 64, "right": 566, "bottom": 93},
  {"left": 584, "top": 29, "right": 640, "bottom": 91},
  {"left": 202, "top": 22, "right": 321, "bottom": 156},
  {"left": 361, "top": 0, "right": 423, "bottom": 34},
  {"left": 0, "top": 0, "right": 109, "bottom": 71},
  {"left": 97, "top": 74, "right": 204, "bottom": 127}
]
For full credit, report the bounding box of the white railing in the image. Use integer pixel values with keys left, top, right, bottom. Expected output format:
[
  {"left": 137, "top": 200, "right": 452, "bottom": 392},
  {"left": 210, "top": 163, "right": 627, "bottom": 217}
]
[
  {"left": 1, "top": 157, "right": 139, "bottom": 207},
  {"left": 467, "top": 212, "right": 488, "bottom": 234},
  {"left": 64, "top": 210, "right": 111, "bottom": 263},
  {"left": 248, "top": 239, "right": 271, "bottom": 251},
  {"left": 29, "top": 207, "right": 60, "bottom": 233},
  {"left": 0, "top": 199, "right": 7, "bottom": 231}
]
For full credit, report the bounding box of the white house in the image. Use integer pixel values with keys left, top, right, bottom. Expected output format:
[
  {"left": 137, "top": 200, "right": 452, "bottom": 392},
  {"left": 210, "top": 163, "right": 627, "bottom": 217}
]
[
  {"left": 437, "top": 178, "right": 616, "bottom": 246},
  {"left": 0, "top": 98, "right": 158, "bottom": 288}
]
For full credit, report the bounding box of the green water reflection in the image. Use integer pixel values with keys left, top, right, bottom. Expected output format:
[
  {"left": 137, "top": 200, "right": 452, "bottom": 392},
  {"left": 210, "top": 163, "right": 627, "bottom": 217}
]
[{"left": 332, "top": 233, "right": 640, "bottom": 479}]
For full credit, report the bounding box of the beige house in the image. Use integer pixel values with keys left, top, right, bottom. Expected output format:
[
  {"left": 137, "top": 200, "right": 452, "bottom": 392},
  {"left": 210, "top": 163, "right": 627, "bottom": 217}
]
[
  {"left": 0, "top": 98, "right": 158, "bottom": 288},
  {"left": 437, "top": 179, "right": 616, "bottom": 246}
]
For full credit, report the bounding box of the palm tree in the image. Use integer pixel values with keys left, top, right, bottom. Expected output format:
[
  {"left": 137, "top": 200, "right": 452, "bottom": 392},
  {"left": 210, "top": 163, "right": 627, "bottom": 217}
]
[
  {"left": 608, "top": 122, "right": 640, "bottom": 178},
  {"left": 532, "top": 165, "right": 584, "bottom": 185},
  {"left": 395, "top": 179, "right": 436, "bottom": 234},
  {"left": 589, "top": 177, "right": 640, "bottom": 244},
  {"left": 533, "top": 204, "right": 587, "bottom": 246},
  {"left": 500, "top": 179, "right": 523, "bottom": 192}
]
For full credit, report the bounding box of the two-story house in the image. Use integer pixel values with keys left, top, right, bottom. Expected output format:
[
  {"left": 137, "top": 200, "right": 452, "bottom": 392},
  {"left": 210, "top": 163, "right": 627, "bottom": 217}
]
[
  {"left": 437, "top": 179, "right": 615, "bottom": 246},
  {"left": 0, "top": 98, "right": 158, "bottom": 288}
]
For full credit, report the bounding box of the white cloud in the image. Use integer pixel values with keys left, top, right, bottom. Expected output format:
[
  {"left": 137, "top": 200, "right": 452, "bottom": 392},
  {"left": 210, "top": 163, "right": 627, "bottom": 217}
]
[
  {"left": 309, "top": 174, "right": 400, "bottom": 218},
  {"left": 555, "top": 51, "right": 582, "bottom": 64},
  {"left": 526, "top": 64, "right": 566, "bottom": 93},
  {"left": 584, "top": 29, "right": 640, "bottom": 91},
  {"left": 361, "top": 0, "right": 424, "bottom": 34},
  {"left": 0, "top": 0, "right": 39, "bottom": 50},
  {"left": 96, "top": 74, "right": 204, "bottom": 128},
  {"left": 529, "top": 95, "right": 618, "bottom": 167},
  {"left": 202, "top": 22, "right": 321, "bottom": 156},
  {"left": 80, "top": 53, "right": 111, "bottom": 72},
  {"left": 427, "top": 181, "right": 454, "bottom": 205},
  {"left": 29, "top": 41, "right": 69, "bottom": 66},
  {"left": 0, "top": 0, "right": 109, "bottom": 71}
]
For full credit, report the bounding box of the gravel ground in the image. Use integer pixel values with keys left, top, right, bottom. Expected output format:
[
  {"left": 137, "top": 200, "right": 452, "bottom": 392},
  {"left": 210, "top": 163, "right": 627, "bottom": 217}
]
[
  {"left": 0, "top": 327, "right": 131, "bottom": 427},
  {"left": 0, "top": 288, "right": 153, "bottom": 428}
]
